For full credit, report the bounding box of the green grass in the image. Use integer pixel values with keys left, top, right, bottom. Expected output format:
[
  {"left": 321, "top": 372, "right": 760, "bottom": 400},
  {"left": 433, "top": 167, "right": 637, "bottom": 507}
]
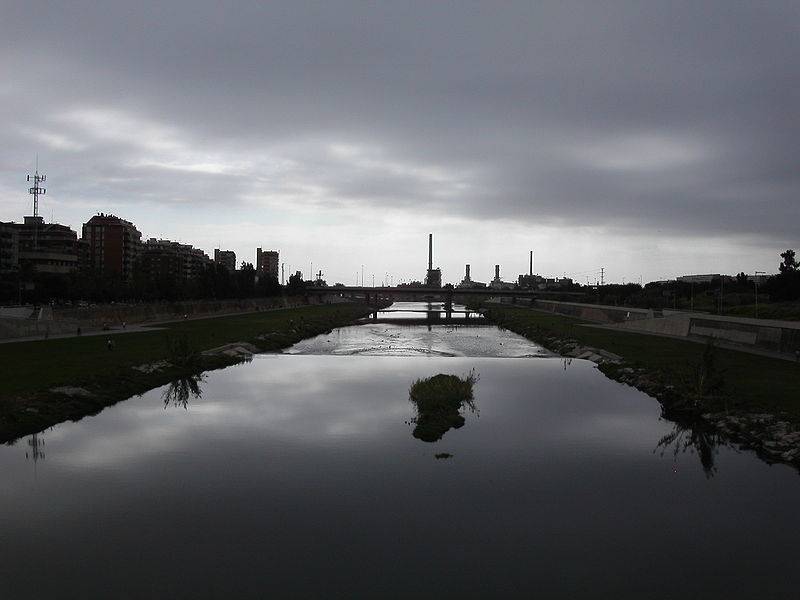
[
  {"left": 409, "top": 372, "right": 477, "bottom": 412},
  {"left": 484, "top": 306, "right": 800, "bottom": 420},
  {"left": 409, "top": 372, "right": 478, "bottom": 442},
  {"left": 0, "top": 303, "right": 375, "bottom": 441},
  {"left": 0, "top": 304, "right": 370, "bottom": 397},
  {"left": 724, "top": 301, "right": 800, "bottom": 321}
]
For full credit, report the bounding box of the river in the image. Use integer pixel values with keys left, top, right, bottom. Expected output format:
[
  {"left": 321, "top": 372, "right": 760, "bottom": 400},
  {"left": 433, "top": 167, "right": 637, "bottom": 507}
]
[{"left": 1, "top": 302, "right": 799, "bottom": 598}]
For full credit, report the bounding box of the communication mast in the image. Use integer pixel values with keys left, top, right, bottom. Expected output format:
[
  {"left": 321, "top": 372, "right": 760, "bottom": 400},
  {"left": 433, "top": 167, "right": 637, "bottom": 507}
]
[
  {"left": 27, "top": 160, "right": 46, "bottom": 218},
  {"left": 27, "top": 159, "right": 46, "bottom": 250}
]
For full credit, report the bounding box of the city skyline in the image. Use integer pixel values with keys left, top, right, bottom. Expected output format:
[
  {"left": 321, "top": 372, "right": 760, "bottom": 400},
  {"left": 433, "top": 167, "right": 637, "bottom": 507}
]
[{"left": 2, "top": 2, "right": 798, "bottom": 284}]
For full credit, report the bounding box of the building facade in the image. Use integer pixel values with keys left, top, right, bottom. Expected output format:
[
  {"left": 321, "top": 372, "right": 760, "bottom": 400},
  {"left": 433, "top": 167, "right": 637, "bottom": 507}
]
[
  {"left": 256, "top": 248, "right": 279, "bottom": 278},
  {"left": 214, "top": 249, "right": 236, "bottom": 271},
  {"left": 139, "top": 238, "right": 212, "bottom": 284},
  {"left": 0, "top": 222, "right": 19, "bottom": 273},
  {"left": 82, "top": 214, "right": 142, "bottom": 280},
  {"left": 15, "top": 216, "right": 80, "bottom": 275}
]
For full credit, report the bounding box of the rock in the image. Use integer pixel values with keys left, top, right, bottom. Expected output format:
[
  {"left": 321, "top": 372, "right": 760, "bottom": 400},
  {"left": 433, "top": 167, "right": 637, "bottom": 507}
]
[
  {"left": 202, "top": 342, "right": 260, "bottom": 358},
  {"left": 50, "top": 386, "right": 94, "bottom": 398},
  {"left": 132, "top": 360, "right": 170, "bottom": 374},
  {"left": 594, "top": 349, "right": 623, "bottom": 363}
]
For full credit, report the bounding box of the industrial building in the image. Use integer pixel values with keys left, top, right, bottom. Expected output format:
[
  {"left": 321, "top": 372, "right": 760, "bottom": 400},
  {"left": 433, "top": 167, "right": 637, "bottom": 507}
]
[
  {"left": 676, "top": 274, "right": 730, "bottom": 284},
  {"left": 490, "top": 264, "right": 515, "bottom": 290},
  {"left": 457, "top": 264, "right": 486, "bottom": 289},
  {"left": 425, "top": 233, "right": 442, "bottom": 288}
]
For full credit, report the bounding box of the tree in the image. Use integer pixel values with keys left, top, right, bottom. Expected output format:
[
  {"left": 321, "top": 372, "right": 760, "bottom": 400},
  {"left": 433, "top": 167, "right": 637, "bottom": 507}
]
[
  {"left": 779, "top": 249, "right": 798, "bottom": 273},
  {"left": 236, "top": 262, "right": 256, "bottom": 297},
  {"left": 735, "top": 272, "right": 748, "bottom": 285},
  {"left": 256, "top": 273, "right": 280, "bottom": 296},
  {"left": 287, "top": 271, "right": 306, "bottom": 293},
  {"left": 765, "top": 249, "right": 800, "bottom": 301}
]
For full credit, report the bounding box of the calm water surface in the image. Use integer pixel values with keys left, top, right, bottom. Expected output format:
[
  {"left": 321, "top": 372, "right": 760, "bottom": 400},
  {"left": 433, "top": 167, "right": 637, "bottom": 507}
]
[{"left": 2, "top": 303, "right": 799, "bottom": 598}]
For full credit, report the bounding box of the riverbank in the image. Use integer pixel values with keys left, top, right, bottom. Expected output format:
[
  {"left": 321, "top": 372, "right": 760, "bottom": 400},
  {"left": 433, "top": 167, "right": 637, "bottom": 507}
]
[
  {"left": 0, "top": 303, "right": 377, "bottom": 443},
  {"left": 482, "top": 306, "right": 800, "bottom": 467},
  {"left": 1, "top": 294, "right": 333, "bottom": 341}
]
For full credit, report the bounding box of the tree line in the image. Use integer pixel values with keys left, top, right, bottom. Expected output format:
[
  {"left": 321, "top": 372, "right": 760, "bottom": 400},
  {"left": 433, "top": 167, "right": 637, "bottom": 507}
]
[{"left": 0, "top": 261, "right": 309, "bottom": 305}]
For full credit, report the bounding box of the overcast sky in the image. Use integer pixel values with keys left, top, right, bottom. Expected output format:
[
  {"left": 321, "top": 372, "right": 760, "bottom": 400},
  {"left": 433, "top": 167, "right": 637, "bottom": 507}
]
[{"left": 1, "top": 1, "right": 797, "bottom": 284}]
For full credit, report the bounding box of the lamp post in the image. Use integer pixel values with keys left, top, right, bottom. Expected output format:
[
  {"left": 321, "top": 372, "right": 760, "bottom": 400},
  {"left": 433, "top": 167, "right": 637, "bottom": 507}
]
[{"left": 754, "top": 271, "right": 766, "bottom": 318}]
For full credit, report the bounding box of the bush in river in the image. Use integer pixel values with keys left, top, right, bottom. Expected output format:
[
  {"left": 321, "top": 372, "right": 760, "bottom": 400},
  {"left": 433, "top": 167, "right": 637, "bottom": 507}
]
[{"left": 409, "top": 370, "right": 479, "bottom": 442}]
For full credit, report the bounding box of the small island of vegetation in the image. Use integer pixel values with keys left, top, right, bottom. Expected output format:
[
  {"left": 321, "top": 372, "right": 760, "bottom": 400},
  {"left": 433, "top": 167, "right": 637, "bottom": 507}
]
[{"left": 409, "top": 370, "right": 478, "bottom": 442}]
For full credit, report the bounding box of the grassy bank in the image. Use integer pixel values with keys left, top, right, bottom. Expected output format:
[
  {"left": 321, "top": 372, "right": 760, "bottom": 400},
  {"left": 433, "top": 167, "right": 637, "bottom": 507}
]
[
  {"left": 0, "top": 303, "right": 375, "bottom": 442},
  {"left": 483, "top": 306, "right": 800, "bottom": 420},
  {"left": 724, "top": 301, "right": 800, "bottom": 321}
]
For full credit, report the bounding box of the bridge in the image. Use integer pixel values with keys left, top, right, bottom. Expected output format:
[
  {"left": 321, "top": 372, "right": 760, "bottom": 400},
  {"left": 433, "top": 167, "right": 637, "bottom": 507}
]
[{"left": 305, "top": 285, "right": 584, "bottom": 310}]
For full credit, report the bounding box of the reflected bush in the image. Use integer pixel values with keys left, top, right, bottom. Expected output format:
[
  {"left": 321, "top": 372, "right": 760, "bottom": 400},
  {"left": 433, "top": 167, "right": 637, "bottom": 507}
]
[
  {"left": 655, "top": 416, "right": 731, "bottom": 478},
  {"left": 162, "top": 374, "right": 205, "bottom": 409}
]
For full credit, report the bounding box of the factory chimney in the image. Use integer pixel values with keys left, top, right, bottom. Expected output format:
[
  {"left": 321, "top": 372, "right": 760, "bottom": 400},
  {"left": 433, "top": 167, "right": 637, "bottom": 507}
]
[
  {"left": 529, "top": 250, "right": 533, "bottom": 276},
  {"left": 428, "top": 233, "right": 433, "bottom": 271},
  {"left": 465, "top": 264, "right": 470, "bottom": 280},
  {"left": 495, "top": 264, "right": 500, "bottom": 280}
]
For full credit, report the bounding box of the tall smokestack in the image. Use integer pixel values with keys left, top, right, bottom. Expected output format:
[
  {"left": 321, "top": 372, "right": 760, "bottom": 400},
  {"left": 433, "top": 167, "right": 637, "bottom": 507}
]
[
  {"left": 495, "top": 264, "right": 500, "bottom": 280},
  {"left": 529, "top": 250, "right": 533, "bottom": 276},
  {"left": 428, "top": 233, "right": 433, "bottom": 271},
  {"left": 466, "top": 264, "right": 470, "bottom": 279}
]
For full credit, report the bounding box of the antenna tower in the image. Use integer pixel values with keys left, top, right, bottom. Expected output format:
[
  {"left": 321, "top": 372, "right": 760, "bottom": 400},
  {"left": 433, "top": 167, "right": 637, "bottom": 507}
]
[
  {"left": 27, "top": 159, "right": 46, "bottom": 218},
  {"left": 27, "top": 159, "right": 47, "bottom": 250}
]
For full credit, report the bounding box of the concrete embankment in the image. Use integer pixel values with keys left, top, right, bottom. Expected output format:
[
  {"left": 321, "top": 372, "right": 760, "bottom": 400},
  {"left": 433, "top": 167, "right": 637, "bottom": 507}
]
[
  {"left": 533, "top": 299, "right": 654, "bottom": 324},
  {"left": 528, "top": 299, "right": 800, "bottom": 359},
  {"left": 609, "top": 310, "right": 800, "bottom": 357}
]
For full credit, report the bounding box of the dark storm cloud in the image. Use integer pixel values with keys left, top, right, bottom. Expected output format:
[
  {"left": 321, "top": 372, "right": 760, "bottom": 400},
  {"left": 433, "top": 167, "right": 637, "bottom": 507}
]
[{"left": 1, "top": 0, "right": 799, "bottom": 241}]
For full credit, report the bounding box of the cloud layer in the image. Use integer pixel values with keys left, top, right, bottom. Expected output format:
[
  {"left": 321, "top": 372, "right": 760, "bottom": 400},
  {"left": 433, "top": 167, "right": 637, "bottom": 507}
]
[{"left": 1, "top": 1, "right": 798, "bottom": 282}]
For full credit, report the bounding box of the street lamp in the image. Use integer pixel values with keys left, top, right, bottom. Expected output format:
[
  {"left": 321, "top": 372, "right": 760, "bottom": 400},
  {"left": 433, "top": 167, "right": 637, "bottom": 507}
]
[{"left": 754, "top": 271, "right": 766, "bottom": 318}]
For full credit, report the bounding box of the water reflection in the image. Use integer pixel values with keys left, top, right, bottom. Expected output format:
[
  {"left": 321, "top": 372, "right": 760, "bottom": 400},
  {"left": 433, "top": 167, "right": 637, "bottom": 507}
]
[
  {"left": 2, "top": 352, "right": 800, "bottom": 598},
  {"left": 25, "top": 433, "right": 45, "bottom": 463},
  {"left": 162, "top": 374, "right": 205, "bottom": 409},
  {"left": 655, "top": 415, "right": 732, "bottom": 478}
]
